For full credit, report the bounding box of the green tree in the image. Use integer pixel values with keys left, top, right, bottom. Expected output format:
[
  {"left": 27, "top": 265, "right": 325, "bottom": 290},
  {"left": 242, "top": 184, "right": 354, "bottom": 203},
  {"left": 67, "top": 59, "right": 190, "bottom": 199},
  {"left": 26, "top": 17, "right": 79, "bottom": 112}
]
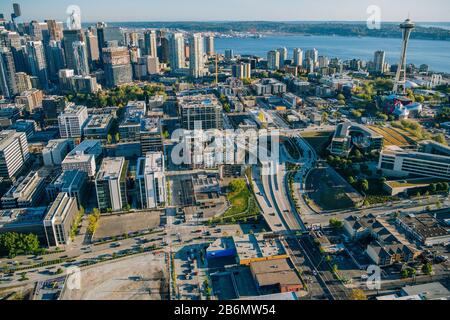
[
  {"left": 432, "top": 134, "right": 447, "bottom": 145},
  {"left": 229, "top": 179, "right": 246, "bottom": 193},
  {"left": 0, "top": 233, "right": 40, "bottom": 258},
  {"left": 360, "top": 179, "right": 370, "bottom": 193},
  {"left": 422, "top": 263, "right": 433, "bottom": 276}
]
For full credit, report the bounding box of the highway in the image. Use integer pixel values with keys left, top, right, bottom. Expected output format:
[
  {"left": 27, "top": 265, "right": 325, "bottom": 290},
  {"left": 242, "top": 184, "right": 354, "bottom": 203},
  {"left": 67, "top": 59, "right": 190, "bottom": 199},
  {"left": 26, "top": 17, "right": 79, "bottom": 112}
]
[{"left": 252, "top": 126, "right": 354, "bottom": 300}]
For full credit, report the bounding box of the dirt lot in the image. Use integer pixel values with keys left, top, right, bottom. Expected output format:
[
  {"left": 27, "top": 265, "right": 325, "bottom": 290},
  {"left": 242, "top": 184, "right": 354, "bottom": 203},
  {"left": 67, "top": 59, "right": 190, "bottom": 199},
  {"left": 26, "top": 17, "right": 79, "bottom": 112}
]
[
  {"left": 61, "top": 253, "right": 168, "bottom": 300},
  {"left": 94, "top": 211, "right": 162, "bottom": 240}
]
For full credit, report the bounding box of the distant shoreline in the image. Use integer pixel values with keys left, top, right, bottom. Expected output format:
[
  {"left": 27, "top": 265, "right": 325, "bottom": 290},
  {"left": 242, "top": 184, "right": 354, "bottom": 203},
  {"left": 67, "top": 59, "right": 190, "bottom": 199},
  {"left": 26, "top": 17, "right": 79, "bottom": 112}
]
[{"left": 82, "top": 21, "right": 450, "bottom": 42}]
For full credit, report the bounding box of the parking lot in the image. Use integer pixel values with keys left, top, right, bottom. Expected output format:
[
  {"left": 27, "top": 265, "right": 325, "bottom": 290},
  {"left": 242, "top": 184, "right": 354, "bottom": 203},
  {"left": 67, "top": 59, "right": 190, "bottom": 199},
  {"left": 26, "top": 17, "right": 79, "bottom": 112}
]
[
  {"left": 61, "top": 252, "right": 168, "bottom": 300},
  {"left": 173, "top": 245, "right": 205, "bottom": 300},
  {"left": 93, "top": 211, "right": 162, "bottom": 240}
]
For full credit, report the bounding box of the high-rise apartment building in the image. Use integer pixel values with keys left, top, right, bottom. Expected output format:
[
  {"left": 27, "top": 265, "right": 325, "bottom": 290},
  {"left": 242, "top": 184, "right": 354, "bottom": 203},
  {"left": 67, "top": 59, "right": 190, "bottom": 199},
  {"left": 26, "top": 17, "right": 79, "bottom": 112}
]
[
  {"left": 267, "top": 50, "right": 280, "bottom": 70},
  {"left": 15, "top": 72, "right": 32, "bottom": 93},
  {"left": 169, "top": 32, "right": 185, "bottom": 71},
  {"left": 0, "top": 48, "right": 18, "bottom": 98},
  {"left": 293, "top": 48, "right": 303, "bottom": 67},
  {"left": 374, "top": 50, "right": 386, "bottom": 74},
  {"left": 189, "top": 33, "right": 204, "bottom": 78},
  {"left": 144, "top": 30, "right": 158, "bottom": 57},
  {"left": 277, "top": 47, "right": 288, "bottom": 68},
  {"left": 232, "top": 63, "right": 251, "bottom": 79},
  {"left": 305, "top": 48, "right": 319, "bottom": 67},
  {"left": 205, "top": 35, "right": 215, "bottom": 56}
]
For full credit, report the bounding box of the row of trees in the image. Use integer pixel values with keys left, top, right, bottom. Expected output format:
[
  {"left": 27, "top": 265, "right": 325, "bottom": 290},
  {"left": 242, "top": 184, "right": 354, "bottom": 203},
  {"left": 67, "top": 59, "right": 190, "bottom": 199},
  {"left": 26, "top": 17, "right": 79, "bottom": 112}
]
[
  {"left": 67, "top": 84, "right": 166, "bottom": 108},
  {"left": 0, "top": 233, "right": 41, "bottom": 258},
  {"left": 87, "top": 209, "right": 101, "bottom": 235}
]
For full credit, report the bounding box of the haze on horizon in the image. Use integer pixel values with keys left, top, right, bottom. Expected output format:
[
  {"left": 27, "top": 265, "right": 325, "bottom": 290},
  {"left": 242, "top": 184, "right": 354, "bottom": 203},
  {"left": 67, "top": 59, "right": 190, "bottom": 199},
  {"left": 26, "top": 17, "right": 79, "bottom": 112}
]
[{"left": 0, "top": 0, "right": 449, "bottom": 23}]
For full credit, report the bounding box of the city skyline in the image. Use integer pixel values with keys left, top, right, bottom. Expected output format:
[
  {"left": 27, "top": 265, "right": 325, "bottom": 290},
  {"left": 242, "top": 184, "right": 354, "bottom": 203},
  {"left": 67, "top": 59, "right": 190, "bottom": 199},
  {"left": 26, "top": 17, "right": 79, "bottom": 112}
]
[{"left": 1, "top": 0, "right": 450, "bottom": 23}]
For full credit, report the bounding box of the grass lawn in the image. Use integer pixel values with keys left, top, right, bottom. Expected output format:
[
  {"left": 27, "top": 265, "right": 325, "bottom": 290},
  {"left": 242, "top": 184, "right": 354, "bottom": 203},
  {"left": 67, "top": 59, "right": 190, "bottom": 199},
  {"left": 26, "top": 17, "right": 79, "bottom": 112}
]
[{"left": 212, "top": 180, "right": 260, "bottom": 224}]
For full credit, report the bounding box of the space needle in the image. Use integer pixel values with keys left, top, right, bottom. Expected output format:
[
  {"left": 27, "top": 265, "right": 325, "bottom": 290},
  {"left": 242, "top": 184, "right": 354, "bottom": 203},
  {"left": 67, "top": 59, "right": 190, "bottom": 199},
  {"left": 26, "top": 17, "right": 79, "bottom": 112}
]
[{"left": 393, "top": 18, "right": 415, "bottom": 94}]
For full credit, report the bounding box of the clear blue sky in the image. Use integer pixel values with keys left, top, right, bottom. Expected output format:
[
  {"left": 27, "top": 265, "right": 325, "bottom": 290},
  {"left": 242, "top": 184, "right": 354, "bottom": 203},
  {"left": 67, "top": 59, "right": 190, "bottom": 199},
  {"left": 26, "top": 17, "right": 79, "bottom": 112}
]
[{"left": 1, "top": 0, "right": 449, "bottom": 22}]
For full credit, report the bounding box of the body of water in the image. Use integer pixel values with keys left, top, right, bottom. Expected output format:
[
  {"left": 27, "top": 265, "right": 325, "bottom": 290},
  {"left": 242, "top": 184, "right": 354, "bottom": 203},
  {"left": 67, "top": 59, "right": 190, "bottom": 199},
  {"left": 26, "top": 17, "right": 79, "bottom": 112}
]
[{"left": 215, "top": 35, "right": 450, "bottom": 73}]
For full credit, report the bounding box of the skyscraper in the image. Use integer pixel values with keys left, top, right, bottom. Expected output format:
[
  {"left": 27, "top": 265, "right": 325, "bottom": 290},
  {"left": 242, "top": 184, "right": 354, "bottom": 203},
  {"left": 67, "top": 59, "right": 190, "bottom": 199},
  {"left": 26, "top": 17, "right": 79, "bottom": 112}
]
[
  {"left": 102, "top": 46, "right": 133, "bottom": 88},
  {"left": 26, "top": 41, "right": 49, "bottom": 89},
  {"left": 305, "top": 48, "right": 319, "bottom": 67},
  {"left": 63, "top": 29, "right": 85, "bottom": 71},
  {"left": 189, "top": 33, "right": 204, "bottom": 78},
  {"left": 169, "top": 32, "right": 185, "bottom": 71},
  {"left": 205, "top": 35, "right": 215, "bottom": 56},
  {"left": 374, "top": 50, "right": 386, "bottom": 74},
  {"left": 46, "top": 40, "right": 66, "bottom": 81},
  {"left": 46, "top": 20, "right": 63, "bottom": 42},
  {"left": 85, "top": 29, "right": 100, "bottom": 66},
  {"left": 96, "top": 24, "right": 124, "bottom": 54},
  {"left": 267, "top": 50, "right": 280, "bottom": 70},
  {"left": 232, "top": 63, "right": 251, "bottom": 79},
  {"left": 277, "top": 47, "right": 288, "bottom": 68},
  {"left": 15, "top": 72, "right": 32, "bottom": 93},
  {"left": 225, "top": 49, "right": 234, "bottom": 61},
  {"left": 73, "top": 41, "right": 90, "bottom": 76},
  {"left": 0, "top": 48, "right": 18, "bottom": 98},
  {"left": 394, "top": 18, "right": 415, "bottom": 94},
  {"left": 293, "top": 48, "right": 303, "bottom": 67},
  {"left": 144, "top": 30, "right": 158, "bottom": 57}
]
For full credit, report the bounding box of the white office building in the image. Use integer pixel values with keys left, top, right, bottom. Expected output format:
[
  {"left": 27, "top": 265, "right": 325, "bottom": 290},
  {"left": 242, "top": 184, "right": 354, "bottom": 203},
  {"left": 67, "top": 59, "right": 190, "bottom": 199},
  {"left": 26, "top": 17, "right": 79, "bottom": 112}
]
[
  {"left": 0, "top": 130, "right": 30, "bottom": 179},
  {"left": 62, "top": 152, "right": 96, "bottom": 177},
  {"left": 95, "top": 157, "right": 128, "bottom": 212},
  {"left": 136, "top": 152, "right": 166, "bottom": 209},
  {"left": 379, "top": 141, "right": 450, "bottom": 180},
  {"left": 58, "top": 105, "right": 89, "bottom": 139},
  {"left": 42, "top": 139, "right": 73, "bottom": 166}
]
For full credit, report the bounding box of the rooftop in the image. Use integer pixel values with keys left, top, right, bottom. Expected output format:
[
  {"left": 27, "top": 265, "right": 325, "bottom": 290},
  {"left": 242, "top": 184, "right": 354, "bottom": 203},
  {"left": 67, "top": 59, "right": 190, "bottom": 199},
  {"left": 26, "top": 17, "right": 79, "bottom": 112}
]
[
  {"left": 0, "top": 207, "right": 47, "bottom": 229},
  {"left": 233, "top": 234, "right": 286, "bottom": 262},
  {"left": 85, "top": 114, "right": 113, "bottom": 129},
  {"left": 97, "top": 157, "right": 126, "bottom": 181},
  {"left": 401, "top": 282, "right": 450, "bottom": 300},
  {"left": 398, "top": 213, "right": 448, "bottom": 240}
]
